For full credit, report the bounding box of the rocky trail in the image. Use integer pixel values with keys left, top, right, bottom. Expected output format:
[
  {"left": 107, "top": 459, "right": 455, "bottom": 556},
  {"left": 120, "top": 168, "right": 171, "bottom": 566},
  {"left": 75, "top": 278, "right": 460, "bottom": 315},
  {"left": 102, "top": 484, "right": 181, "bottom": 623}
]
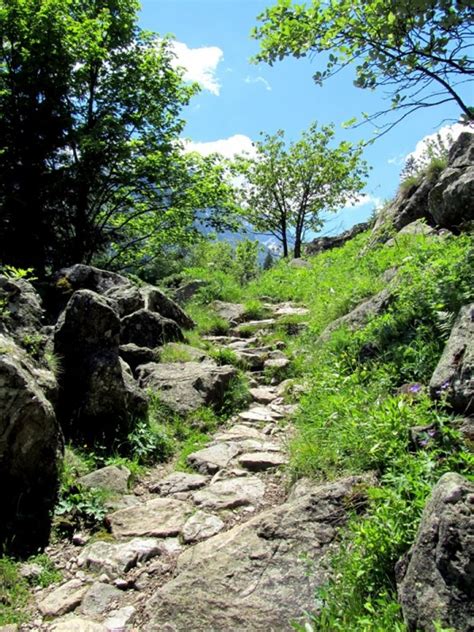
[{"left": 14, "top": 301, "right": 369, "bottom": 632}]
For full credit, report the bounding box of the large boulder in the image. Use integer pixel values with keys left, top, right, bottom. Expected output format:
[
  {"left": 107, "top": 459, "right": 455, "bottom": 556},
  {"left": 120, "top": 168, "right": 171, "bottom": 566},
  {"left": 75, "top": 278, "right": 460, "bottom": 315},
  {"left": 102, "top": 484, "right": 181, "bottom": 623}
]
[
  {"left": 0, "top": 336, "right": 63, "bottom": 554},
  {"left": 318, "top": 288, "right": 393, "bottom": 343},
  {"left": 142, "top": 476, "right": 370, "bottom": 632},
  {"left": 137, "top": 361, "right": 238, "bottom": 415},
  {"left": 429, "top": 303, "right": 474, "bottom": 415},
  {"left": 0, "top": 275, "right": 44, "bottom": 342},
  {"left": 142, "top": 286, "right": 195, "bottom": 330},
  {"left": 121, "top": 309, "right": 184, "bottom": 349},
  {"left": 429, "top": 132, "right": 474, "bottom": 227},
  {"left": 104, "top": 284, "right": 144, "bottom": 317},
  {"left": 174, "top": 279, "right": 209, "bottom": 304},
  {"left": 54, "top": 264, "right": 132, "bottom": 295},
  {"left": 396, "top": 473, "right": 474, "bottom": 632},
  {"left": 373, "top": 176, "right": 435, "bottom": 235},
  {"left": 54, "top": 290, "right": 147, "bottom": 441}
]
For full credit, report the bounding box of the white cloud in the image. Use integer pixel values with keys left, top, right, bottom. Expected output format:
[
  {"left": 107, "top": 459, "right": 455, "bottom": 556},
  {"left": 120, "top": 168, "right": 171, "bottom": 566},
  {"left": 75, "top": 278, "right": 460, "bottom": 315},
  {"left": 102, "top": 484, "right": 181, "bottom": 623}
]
[
  {"left": 406, "top": 123, "right": 466, "bottom": 164},
  {"left": 244, "top": 75, "right": 272, "bottom": 91},
  {"left": 170, "top": 41, "right": 223, "bottom": 95},
  {"left": 344, "top": 193, "right": 382, "bottom": 209},
  {"left": 183, "top": 134, "right": 256, "bottom": 159}
]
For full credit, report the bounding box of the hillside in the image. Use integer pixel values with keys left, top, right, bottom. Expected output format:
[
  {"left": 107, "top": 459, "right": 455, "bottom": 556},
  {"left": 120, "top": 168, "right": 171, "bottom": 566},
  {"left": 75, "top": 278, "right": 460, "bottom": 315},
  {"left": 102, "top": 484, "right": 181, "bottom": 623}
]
[{"left": 0, "top": 134, "right": 473, "bottom": 631}]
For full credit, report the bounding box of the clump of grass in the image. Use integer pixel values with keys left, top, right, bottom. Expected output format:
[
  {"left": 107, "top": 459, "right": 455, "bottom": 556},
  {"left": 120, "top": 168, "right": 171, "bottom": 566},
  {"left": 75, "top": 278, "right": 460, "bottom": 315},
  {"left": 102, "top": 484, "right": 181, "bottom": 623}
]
[
  {"left": 243, "top": 299, "right": 269, "bottom": 320},
  {"left": 0, "top": 557, "right": 30, "bottom": 626},
  {"left": 185, "top": 303, "right": 230, "bottom": 336},
  {"left": 159, "top": 344, "right": 194, "bottom": 363}
]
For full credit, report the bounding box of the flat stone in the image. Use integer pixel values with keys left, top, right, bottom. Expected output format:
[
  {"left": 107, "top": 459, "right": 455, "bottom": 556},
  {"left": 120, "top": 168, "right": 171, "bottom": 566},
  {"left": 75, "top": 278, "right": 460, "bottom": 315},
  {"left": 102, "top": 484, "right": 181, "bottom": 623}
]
[
  {"left": 78, "top": 465, "right": 131, "bottom": 494},
  {"left": 238, "top": 452, "right": 289, "bottom": 472},
  {"left": 264, "top": 357, "right": 290, "bottom": 371},
  {"left": 187, "top": 443, "right": 240, "bottom": 474},
  {"left": 193, "top": 476, "right": 265, "bottom": 510},
  {"left": 37, "top": 579, "right": 89, "bottom": 617},
  {"left": 142, "top": 476, "right": 370, "bottom": 632},
  {"left": 213, "top": 424, "right": 268, "bottom": 443},
  {"left": 80, "top": 582, "right": 122, "bottom": 617},
  {"left": 238, "top": 407, "right": 280, "bottom": 423},
  {"left": 149, "top": 472, "right": 208, "bottom": 495},
  {"left": 182, "top": 511, "right": 225, "bottom": 543},
  {"left": 272, "top": 303, "right": 310, "bottom": 317},
  {"left": 0, "top": 625, "right": 19, "bottom": 632},
  {"left": 103, "top": 606, "right": 136, "bottom": 630},
  {"left": 234, "top": 319, "right": 277, "bottom": 334},
  {"left": 249, "top": 387, "right": 278, "bottom": 404},
  {"left": 211, "top": 301, "right": 247, "bottom": 324},
  {"left": 77, "top": 538, "right": 162, "bottom": 576},
  {"left": 49, "top": 617, "right": 107, "bottom": 632},
  {"left": 108, "top": 498, "right": 192, "bottom": 538}
]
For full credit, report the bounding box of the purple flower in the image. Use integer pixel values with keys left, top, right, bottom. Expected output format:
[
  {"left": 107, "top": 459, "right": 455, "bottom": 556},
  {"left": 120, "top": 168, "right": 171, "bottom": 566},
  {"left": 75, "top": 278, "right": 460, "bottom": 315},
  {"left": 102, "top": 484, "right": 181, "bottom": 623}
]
[{"left": 408, "top": 383, "right": 422, "bottom": 393}]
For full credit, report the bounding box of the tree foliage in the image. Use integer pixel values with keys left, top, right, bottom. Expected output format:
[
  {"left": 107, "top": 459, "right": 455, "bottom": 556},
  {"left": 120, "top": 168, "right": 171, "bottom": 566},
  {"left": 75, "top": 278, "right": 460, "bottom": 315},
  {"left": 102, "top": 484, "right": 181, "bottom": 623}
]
[
  {"left": 253, "top": 0, "right": 474, "bottom": 134},
  {"left": 0, "top": 0, "right": 236, "bottom": 274},
  {"left": 232, "top": 123, "right": 368, "bottom": 258}
]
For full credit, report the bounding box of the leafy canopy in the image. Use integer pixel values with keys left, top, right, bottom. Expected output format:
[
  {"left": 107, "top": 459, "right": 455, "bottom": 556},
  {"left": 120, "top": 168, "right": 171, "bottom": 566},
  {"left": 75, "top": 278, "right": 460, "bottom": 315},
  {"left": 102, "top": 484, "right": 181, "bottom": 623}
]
[
  {"left": 232, "top": 123, "right": 368, "bottom": 258},
  {"left": 0, "top": 0, "right": 237, "bottom": 274},
  {"left": 253, "top": 0, "right": 474, "bottom": 134}
]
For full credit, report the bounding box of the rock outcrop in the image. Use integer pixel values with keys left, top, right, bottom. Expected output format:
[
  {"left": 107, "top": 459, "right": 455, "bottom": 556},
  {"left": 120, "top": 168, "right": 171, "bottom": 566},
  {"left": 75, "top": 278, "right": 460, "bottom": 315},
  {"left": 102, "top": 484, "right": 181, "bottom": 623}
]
[
  {"left": 306, "top": 220, "right": 371, "bottom": 255},
  {"left": 396, "top": 473, "right": 474, "bottom": 631},
  {"left": 429, "top": 132, "right": 474, "bottom": 227},
  {"left": 0, "top": 275, "right": 63, "bottom": 557},
  {"left": 430, "top": 303, "right": 473, "bottom": 415},
  {"left": 54, "top": 290, "right": 148, "bottom": 441}
]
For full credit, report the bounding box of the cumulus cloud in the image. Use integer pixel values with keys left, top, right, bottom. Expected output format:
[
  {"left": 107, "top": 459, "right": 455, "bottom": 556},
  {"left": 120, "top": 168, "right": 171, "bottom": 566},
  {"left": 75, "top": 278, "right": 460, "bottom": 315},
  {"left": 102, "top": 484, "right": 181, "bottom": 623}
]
[
  {"left": 183, "top": 134, "right": 256, "bottom": 159},
  {"left": 344, "top": 193, "right": 382, "bottom": 209},
  {"left": 170, "top": 41, "right": 223, "bottom": 95},
  {"left": 244, "top": 75, "right": 272, "bottom": 91},
  {"left": 403, "top": 123, "right": 467, "bottom": 164}
]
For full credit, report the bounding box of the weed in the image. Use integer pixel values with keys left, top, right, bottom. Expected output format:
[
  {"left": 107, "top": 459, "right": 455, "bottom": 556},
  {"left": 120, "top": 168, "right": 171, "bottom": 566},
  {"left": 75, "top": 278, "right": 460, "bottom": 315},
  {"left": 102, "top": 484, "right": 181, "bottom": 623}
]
[{"left": 0, "top": 557, "right": 30, "bottom": 625}]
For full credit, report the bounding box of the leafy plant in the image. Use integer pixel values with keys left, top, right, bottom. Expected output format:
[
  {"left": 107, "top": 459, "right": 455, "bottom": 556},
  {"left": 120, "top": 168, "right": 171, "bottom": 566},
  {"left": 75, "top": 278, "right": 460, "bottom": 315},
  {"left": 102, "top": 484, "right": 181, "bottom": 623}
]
[{"left": 0, "top": 557, "right": 29, "bottom": 625}]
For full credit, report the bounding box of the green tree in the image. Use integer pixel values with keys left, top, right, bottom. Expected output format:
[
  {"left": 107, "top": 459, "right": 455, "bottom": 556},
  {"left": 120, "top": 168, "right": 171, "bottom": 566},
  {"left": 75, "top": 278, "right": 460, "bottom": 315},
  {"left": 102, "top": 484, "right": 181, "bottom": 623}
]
[
  {"left": 232, "top": 123, "right": 368, "bottom": 258},
  {"left": 0, "top": 0, "right": 236, "bottom": 274},
  {"left": 253, "top": 0, "right": 474, "bottom": 134}
]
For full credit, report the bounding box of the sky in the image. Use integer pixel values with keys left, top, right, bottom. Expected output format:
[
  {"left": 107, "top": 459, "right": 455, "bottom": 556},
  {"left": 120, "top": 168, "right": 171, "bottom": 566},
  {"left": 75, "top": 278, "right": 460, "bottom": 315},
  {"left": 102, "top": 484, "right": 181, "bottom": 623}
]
[{"left": 139, "top": 0, "right": 471, "bottom": 237}]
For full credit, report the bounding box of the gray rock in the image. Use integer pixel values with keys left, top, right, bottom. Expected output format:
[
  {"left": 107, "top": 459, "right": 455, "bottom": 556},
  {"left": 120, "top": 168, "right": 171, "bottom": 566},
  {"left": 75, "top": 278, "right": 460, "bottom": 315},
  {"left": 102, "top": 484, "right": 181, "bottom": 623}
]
[
  {"left": 264, "top": 357, "right": 290, "bottom": 372},
  {"left": 80, "top": 582, "right": 122, "bottom": 616},
  {"left": 49, "top": 617, "right": 107, "bottom": 632},
  {"left": 213, "top": 424, "right": 269, "bottom": 443},
  {"left": 103, "top": 606, "right": 136, "bottom": 630},
  {"left": 104, "top": 284, "right": 145, "bottom": 317},
  {"left": 397, "top": 219, "right": 437, "bottom": 236},
  {"left": 0, "top": 276, "right": 44, "bottom": 342},
  {"left": 54, "top": 290, "right": 147, "bottom": 441},
  {"left": 54, "top": 264, "right": 131, "bottom": 295},
  {"left": 78, "top": 465, "right": 131, "bottom": 494},
  {"left": 288, "top": 258, "right": 312, "bottom": 269},
  {"left": 193, "top": 476, "right": 265, "bottom": 510},
  {"left": 149, "top": 472, "right": 208, "bottom": 495},
  {"left": 143, "top": 286, "right": 195, "bottom": 330},
  {"left": 211, "top": 300, "right": 247, "bottom": 324},
  {"left": 396, "top": 473, "right": 474, "bottom": 632},
  {"left": 374, "top": 176, "right": 434, "bottom": 235},
  {"left": 182, "top": 511, "right": 225, "bottom": 543},
  {"left": 430, "top": 304, "right": 474, "bottom": 415},
  {"left": 108, "top": 498, "right": 193, "bottom": 538},
  {"left": 119, "top": 343, "right": 159, "bottom": 374},
  {"left": 137, "top": 361, "right": 238, "bottom": 416},
  {"left": 174, "top": 279, "right": 209, "bottom": 304},
  {"left": 238, "top": 407, "right": 281, "bottom": 423},
  {"left": 187, "top": 443, "right": 241, "bottom": 474},
  {"left": 305, "top": 221, "right": 371, "bottom": 255},
  {"left": 0, "top": 336, "right": 63, "bottom": 554},
  {"left": 77, "top": 538, "right": 162, "bottom": 576},
  {"left": 143, "top": 476, "right": 369, "bottom": 632},
  {"left": 319, "top": 288, "right": 393, "bottom": 342},
  {"left": 249, "top": 386, "right": 277, "bottom": 405},
  {"left": 429, "top": 132, "right": 474, "bottom": 226},
  {"left": 19, "top": 562, "right": 43, "bottom": 582},
  {"left": 37, "top": 578, "right": 89, "bottom": 617},
  {"left": 272, "top": 303, "right": 310, "bottom": 317},
  {"left": 238, "top": 452, "right": 288, "bottom": 471},
  {"left": 121, "top": 308, "right": 183, "bottom": 349}
]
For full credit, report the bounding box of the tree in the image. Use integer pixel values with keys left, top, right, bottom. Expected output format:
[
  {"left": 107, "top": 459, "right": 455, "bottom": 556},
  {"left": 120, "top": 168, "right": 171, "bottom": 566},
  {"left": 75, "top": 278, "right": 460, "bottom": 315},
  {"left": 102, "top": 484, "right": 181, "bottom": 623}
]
[
  {"left": 0, "top": 0, "right": 236, "bottom": 274},
  {"left": 232, "top": 123, "right": 368, "bottom": 258},
  {"left": 253, "top": 0, "right": 474, "bottom": 135}
]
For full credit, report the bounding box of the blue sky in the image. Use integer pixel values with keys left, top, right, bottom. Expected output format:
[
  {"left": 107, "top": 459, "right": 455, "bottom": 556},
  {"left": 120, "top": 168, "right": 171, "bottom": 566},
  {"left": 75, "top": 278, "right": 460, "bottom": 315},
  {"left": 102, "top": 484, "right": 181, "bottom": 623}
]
[{"left": 139, "top": 0, "right": 471, "bottom": 236}]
